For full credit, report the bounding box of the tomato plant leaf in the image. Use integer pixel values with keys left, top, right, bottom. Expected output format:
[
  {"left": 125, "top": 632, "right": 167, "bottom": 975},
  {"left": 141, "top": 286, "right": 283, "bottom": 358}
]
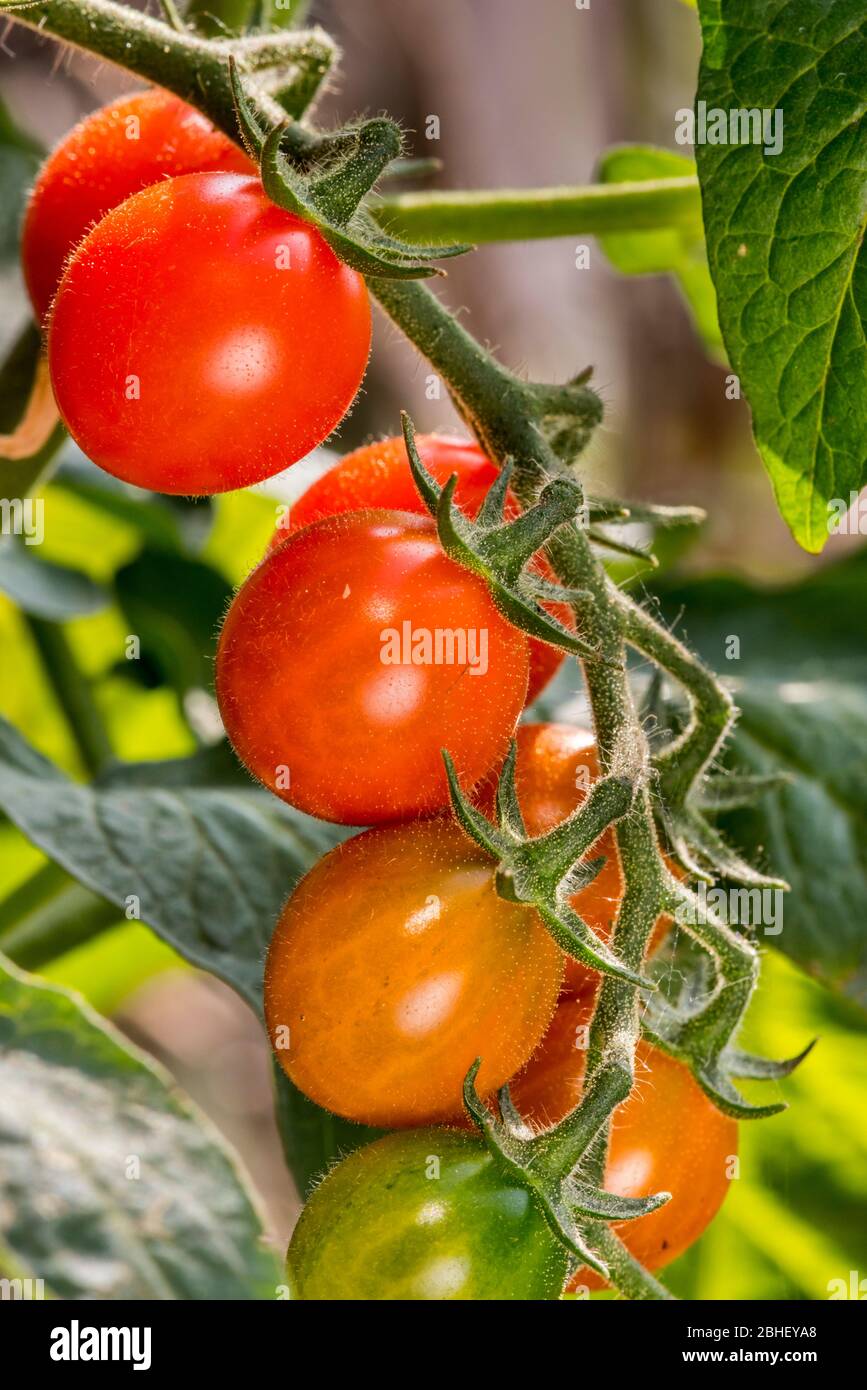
[
  {"left": 597, "top": 144, "right": 723, "bottom": 357},
  {"left": 56, "top": 447, "right": 215, "bottom": 554},
  {"left": 0, "top": 721, "right": 354, "bottom": 1194},
  {"left": 0, "top": 953, "right": 280, "bottom": 1298},
  {"left": 113, "top": 548, "right": 232, "bottom": 699},
  {"left": 654, "top": 546, "right": 867, "bottom": 1006},
  {"left": 0, "top": 540, "right": 108, "bottom": 619},
  {"left": 273, "top": 1066, "right": 381, "bottom": 1196},
  {"left": 695, "top": 0, "right": 867, "bottom": 552},
  {"left": 0, "top": 719, "right": 339, "bottom": 1014},
  {"left": 0, "top": 94, "right": 40, "bottom": 261}
]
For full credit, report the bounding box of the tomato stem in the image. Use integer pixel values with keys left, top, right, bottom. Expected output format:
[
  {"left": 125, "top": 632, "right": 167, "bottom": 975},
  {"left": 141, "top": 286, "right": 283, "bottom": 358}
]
[
  {"left": 0, "top": 862, "right": 118, "bottom": 969},
  {"left": 1, "top": 1, "right": 335, "bottom": 136},
  {"left": 24, "top": 615, "right": 114, "bottom": 779},
  {"left": 370, "top": 177, "right": 702, "bottom": 246}
]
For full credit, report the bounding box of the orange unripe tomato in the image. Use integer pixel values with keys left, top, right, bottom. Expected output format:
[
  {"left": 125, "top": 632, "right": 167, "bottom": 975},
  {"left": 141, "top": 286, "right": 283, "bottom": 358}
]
[
  {"left": 265, "top": 818, "right": 563, "bottom": 1128},
  {"left": 509, "top": 995, "right": 738, "bottom": 1287},
  {"left": 488, "top": 723, "right": 673, "bottom": 994}
]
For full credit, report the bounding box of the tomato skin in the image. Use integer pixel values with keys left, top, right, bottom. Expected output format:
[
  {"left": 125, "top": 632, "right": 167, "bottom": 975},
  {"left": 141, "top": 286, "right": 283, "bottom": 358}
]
[
  {"left": 264, "top": 817, "right": 563, "bottom": 1128},
  {"left": 48, "top": 172, "right": 371, "bottom": 495},
  {"left": 22, "top": 89, "right": 251, "bottom": 324},
  {"left": 272, "top": 434, "right": 500, "bottom": 536},
  {"left": 287, "top": 1128, "right": 569, "bottom": 1300},
  {"left": 490, "top": 723, "right": 671, "bottom": 995},
  {"left": 507, "top": 996, "right": 737, "bottom": 1286},
  {"left": 270, "top": 434, "right": 570, "bottom": 704},
  {"left": 217, "top": 510, "right": 530, "bottom": 824}
]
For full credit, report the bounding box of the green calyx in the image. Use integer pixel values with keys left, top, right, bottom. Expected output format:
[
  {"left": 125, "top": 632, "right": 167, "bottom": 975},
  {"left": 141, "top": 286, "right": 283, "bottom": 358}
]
[
  {"left": 641, "top": 925, "right": 816, "bottom": 1121},
  {"left": 401, "top": 412, "right": 599, "bottom": 659},
  {"left": 659, "top": 797, "right": 789, "bottom": 892},
  {"left": 461, "top": 1060, "right": 670, "bottom": 1280},
  {"left": 442, "top": 742, "right": 650, "bottom": 990},
  {"left": 585, "top": 497, "right": 706, "bottom": 572},
  {"left": 229, "top": 61, "right": 469, "bottom": 277}
]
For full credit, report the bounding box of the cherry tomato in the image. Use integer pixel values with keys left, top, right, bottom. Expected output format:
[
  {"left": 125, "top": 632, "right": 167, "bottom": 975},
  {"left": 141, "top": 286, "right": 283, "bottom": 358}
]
[
  {"left": 216, "top": 510, "right": 530, "bottom": 824},
  {"left": 22, "top": 88, "right": 251, "bottom": 324},
  {"left": 48, "top": 172, "right": 371, "bottom": 495},
  {"left": 483, "top": 722, "right": 671, "bottom": 995},
  {"left": 264, "top": 817, "right": 563, "bottom": 1127},
  {"left": 287, "top": 1129, "right": 569, "bottom": 1300},
  {"left": 507, "top": 995, "right": 737, "bottom": 1286},
  {"left": 269, "top": 434, "right": 571, "bottom": 703}
]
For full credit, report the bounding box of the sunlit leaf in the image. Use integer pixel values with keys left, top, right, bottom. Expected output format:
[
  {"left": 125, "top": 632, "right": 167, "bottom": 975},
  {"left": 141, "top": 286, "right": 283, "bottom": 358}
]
[{"left": 0, "top": 954, "right": 279, "bottom": 1298}]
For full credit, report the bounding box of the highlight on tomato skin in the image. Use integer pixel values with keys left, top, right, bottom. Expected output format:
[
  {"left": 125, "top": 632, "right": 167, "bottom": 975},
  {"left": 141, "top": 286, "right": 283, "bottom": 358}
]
[
  {"left": 267, "top": 432, "right": 572, "bottom": 705},
  {"left": 22, "top": 87, "right": 252, "bottom": 324},
  {"left": 477, "top": 722, "right": 672, "bottom": 996},
  {"left": 506, "top": 994, "right": 738, "bottom": 1289},
  {"left": 216, "top": 508, "right": 531, "bottom": 825},
  {"left": 47, "top": 171, "right": 372, "bottom": 496},
  {"left": 264, "top": 816, "right": 563, "bottom": 1130},
  {"left": 286, "top": 1128, "right": 570, "bottom": 1301}
]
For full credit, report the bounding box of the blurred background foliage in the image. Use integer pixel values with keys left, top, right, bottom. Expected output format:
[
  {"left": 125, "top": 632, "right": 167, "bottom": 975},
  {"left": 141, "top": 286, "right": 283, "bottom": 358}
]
[{"left": 0, "top": 0, "right": 865, "bottom": 1300}]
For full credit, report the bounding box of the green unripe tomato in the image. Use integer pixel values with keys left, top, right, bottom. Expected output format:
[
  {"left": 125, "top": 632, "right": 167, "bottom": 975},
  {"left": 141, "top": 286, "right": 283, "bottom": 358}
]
[{"left": 288, "top": 1129, "right": 568, "bottom": 1301}]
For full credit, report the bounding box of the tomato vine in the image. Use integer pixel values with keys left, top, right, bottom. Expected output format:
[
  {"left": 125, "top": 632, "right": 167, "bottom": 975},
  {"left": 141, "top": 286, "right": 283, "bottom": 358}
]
[{"left": 1, "top": 0, "right": 816, "bottom": 1300}]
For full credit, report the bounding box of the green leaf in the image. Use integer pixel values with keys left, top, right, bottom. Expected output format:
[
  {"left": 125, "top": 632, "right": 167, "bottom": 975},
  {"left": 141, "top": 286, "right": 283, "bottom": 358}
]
[
  {"left": 41, "top": 921, "right": 184, "bottom": 1015},
  {"left": 273, "top": 1066, "right": 380, "bottom": 1196},
  {"left": 0, "top": 540, "right": 108, "bottom": 619},
  {"left": 0, "top": 953, "right": 279, "bottom": 1298},
  {"left": 0, "top": 721, "right": 354, "bottom": 1193},
  {"left": 695, "top": 0, "right": 867, "bottom": 552},
  {"left": 0, "top": 95, "right": 40, "bottom": 261},
  {"left": 113, "top": 548, "right": 232, "bottom": 699},
  {"left": 655, "top": 547, "right": 867, "bottom": 1005},
  {"left": 666, "top": 949, "right": 867, "bottom": 1299},
  {"left": 56, "top": 450, "right": 215, "bottom": 554},
  {"left": 597, "top": 145, "right": 722, "bottom": 357},
  {"left": 0, "top": 719, "right": 338, "bottom": 1014},
  {"left": 725, "top": 684, "right": 867, "bottom": 1006}
]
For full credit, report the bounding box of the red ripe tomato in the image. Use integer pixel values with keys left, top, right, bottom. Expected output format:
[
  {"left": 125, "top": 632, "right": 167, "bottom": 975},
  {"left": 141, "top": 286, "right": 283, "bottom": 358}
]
[
  {"left": 22, "top": 88, "right": 251, "bottom": 324},
  {"left": 215, "top": 510, "right": 530, "bottom": 824},
  {"left": 48, "top": 172, "right": 371, "bottom": 495},
  {"left": 507, "top": 995, "right": 737, "bottom": 1286},
  {"left": 265, "top": 818, "right": 563, "bottom": 1127},
  {"left": 269, "top": 434, "right": 571, "bottom": 704},
  {"left": 271, "top": 435, "right": 499, "bottom": 539},
  {"left": 479, "top": 723, "right": 671, "bottom": 995}
]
